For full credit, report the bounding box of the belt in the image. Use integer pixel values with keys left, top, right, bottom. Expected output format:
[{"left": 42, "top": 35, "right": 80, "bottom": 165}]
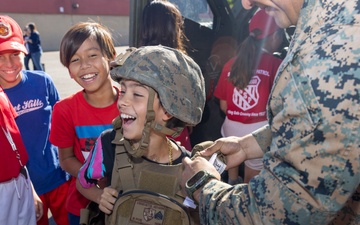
[{"left": 20, "top": 167, "right": 28, "bottom": 179}]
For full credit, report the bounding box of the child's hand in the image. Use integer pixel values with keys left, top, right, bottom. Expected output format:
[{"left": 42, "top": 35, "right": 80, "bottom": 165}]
[
  {"left": 99, "top": 187, "right": 118, "bottom": 214},
  {"left": 33, "top": 190, "right": 43, "bottom": 221}
]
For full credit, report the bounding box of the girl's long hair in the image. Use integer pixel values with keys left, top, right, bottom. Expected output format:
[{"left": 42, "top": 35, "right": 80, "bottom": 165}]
[
  {"left": 139, "top": 0, "right": 188, "bottom": 54},
  {"left": 228, "top": 29, "right": 264, "bottom": 90}
]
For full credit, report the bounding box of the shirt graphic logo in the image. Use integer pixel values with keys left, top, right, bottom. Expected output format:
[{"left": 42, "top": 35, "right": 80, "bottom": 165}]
[
  {"left": 232, "top": 76, "right": 260, "bottom": 111},
  {"left": 13, "top": 99, "right": 44, "bottom": 116}
]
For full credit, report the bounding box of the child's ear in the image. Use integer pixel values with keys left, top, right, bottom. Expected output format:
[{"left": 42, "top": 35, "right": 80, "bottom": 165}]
[{"left": 162, "top": 111, "right": 173, "bottom": 121}]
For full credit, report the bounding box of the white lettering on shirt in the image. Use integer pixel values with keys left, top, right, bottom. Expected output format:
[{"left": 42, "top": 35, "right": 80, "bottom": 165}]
[{"left": 13, "top": 99, "right": 44, "bottom": 116}]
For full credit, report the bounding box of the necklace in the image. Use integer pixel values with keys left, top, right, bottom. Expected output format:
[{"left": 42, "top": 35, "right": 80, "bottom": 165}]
[
  {"left": 136, "top": 138, "right": 173, "bottom": 164},
  {"left": 167, "top": 138, "right": 173, "bottom": 165}
]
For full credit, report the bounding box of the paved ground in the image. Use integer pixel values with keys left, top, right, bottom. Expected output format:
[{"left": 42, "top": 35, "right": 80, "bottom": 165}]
[{"left": 41, "top": 46, "right": 127, "bottom": 225}]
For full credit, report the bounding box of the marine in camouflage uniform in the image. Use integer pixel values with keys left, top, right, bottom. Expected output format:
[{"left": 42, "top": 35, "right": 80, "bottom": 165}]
[{"left": 197, "top": 0, "right": 360, "bottom": 224}]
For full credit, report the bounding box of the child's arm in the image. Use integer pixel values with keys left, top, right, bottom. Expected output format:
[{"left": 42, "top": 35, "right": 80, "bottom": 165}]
[
  {"left": 76, "top": 178, "right": 103, "bottom": 204},
  {"left": 59, "top": 146, "right": 83, "bottom": 177}
]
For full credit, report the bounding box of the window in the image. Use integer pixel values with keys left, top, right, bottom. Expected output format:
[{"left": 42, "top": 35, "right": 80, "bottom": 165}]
[{"left": 170, "top": 0, "right": 214, "bottom": 28}]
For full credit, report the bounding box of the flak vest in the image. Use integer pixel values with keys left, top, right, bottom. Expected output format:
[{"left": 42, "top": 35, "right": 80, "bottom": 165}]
[{"left": 106, "top": 119, "right": 199, "bottom": 225}]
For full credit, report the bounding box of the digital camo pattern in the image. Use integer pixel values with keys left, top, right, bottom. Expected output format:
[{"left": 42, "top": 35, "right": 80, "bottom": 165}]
[
  {"left": 110, "top": 45, "right": 205, "bottom": 126},
  {"left": 200, "top": 0, "right": 360, "bottom": 224}
]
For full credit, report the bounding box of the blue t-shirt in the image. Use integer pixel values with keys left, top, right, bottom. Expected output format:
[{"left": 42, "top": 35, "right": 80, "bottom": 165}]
[
  {"left": 4, "top": 70, "right": 69, "bottom": 195},
  {"left": 28, "top": 32, "right": 42, "bottom": 53}
]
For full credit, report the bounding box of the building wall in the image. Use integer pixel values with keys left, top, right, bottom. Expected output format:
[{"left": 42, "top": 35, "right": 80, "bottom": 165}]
[{"left": 1, "top": 0, "right": 130, "bottom": 51}]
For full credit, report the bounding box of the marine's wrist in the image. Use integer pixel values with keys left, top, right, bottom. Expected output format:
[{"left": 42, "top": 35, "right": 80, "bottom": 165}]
[
  {"left": 185, "top": 170, "right": 217, "bottom": 203},
  {"left": 191, "top": 186, "right": 204, "bottom": 203}
]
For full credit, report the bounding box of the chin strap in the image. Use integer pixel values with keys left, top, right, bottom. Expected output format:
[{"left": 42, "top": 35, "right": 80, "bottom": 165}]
[
  {"left": 151, "top": 123, "right": 184, "bottom": 138},
  {"left": 124, "top": 88, "right": 155, "bottom": 158},
  {"left": 116, "top": 88, "right": 184, "bottom": 158}
]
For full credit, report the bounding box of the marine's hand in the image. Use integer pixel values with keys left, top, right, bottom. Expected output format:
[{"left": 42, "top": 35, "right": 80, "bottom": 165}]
[
  {"left": 180, "top": 157, "right": 220, "bottom": 202},
  {"left": 99, "top": 187, "right": 118, "bottom": 214},
  {"left": 200, "top": 136, "right": 248, "bottom": 169}
]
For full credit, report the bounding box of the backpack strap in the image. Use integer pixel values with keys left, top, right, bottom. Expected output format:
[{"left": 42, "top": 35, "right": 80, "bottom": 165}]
[
  {"left": 110, "top": 116, "right": 136, "bottom": 191},
  {"left": 113, "top": 140, "right": 137, "bottom": 191}
]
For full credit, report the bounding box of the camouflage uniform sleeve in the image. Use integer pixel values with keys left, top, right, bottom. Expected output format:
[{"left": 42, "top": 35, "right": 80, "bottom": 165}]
[
  {"left": 198, "top": 1, "right": 360, "bottom": 224},
  {"left": 251, "top": 124, "right": 271, "bottom": 153},
  {"left": 199, "top": 180, "right": 265, "bottom": 225}
]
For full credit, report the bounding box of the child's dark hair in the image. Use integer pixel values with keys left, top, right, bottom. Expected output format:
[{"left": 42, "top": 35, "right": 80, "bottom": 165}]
[
  {"left": 166, "top": 117, "right": 187, "bottom": 129},
  {"left": 139, "top": 0, "right": 188, "bottom": 54},
  {"left": 27, "top": 22, "right": 37, "bottom": 33},
  {"left": 60, "top": 22, "right": 116, "bottom": 67},
  {"left": 228, "top": 29, "right": 264, "bottom": 90}
]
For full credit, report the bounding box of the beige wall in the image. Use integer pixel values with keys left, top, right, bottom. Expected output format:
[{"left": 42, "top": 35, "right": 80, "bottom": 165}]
[{"left": 4, "top": 13, "right": 129, "bottom": 51}]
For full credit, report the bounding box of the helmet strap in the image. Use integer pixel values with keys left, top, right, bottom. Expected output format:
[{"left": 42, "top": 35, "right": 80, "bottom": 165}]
[
  {"left": 151, "top": 123, "right": 184, "bottom": 138},
  {"left": 127, "top": 88, "right": 156, "bottom": 158},
  {"left": 127, "top": 88, "right": 186, "bottom": 157}
]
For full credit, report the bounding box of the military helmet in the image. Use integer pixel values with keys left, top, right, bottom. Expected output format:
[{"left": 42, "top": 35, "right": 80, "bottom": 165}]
[{"left": 111, "top": 45, "right": 205, "bottom": 126}]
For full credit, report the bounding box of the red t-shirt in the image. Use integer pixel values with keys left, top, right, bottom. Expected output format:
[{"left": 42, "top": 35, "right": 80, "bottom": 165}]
[
  {"left": 50, "top": 88, "right": 119, "bottom": 216},
  {"left": 214, "top": 53, "right": 282, "bottom": 124},
  {"left": 0, "top": 88, "right": 28, "bottom": 182}
]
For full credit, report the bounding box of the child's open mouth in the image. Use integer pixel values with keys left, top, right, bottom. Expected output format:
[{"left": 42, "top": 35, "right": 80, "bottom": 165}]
[{"left": 121, "top": 113, "right": 136, "bottom": 125}]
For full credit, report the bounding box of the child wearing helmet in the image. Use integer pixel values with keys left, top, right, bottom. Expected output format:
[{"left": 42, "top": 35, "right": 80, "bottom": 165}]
[{"left": 76, "top": 45, "right": 206, "bottom": 224}]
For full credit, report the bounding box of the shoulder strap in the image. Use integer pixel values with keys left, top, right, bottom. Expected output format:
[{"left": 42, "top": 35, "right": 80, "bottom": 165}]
[
  {"left": 113, "top": 139, "right": 136, "bottom": 191},
  {"left": 110, "top": 116, "right": 136, "bottom": 191},
  {"left": 111, "top": 141, "right": 136, "bottom": 190}
]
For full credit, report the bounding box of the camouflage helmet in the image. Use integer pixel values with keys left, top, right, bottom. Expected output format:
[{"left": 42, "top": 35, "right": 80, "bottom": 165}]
[{"left": 110, "top": 45, "right": 205, "bottom": 126}]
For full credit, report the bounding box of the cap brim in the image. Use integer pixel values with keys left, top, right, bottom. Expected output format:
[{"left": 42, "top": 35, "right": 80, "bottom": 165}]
[{"left": 0, "top": 41, "right": 28, "bottom": 54}]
